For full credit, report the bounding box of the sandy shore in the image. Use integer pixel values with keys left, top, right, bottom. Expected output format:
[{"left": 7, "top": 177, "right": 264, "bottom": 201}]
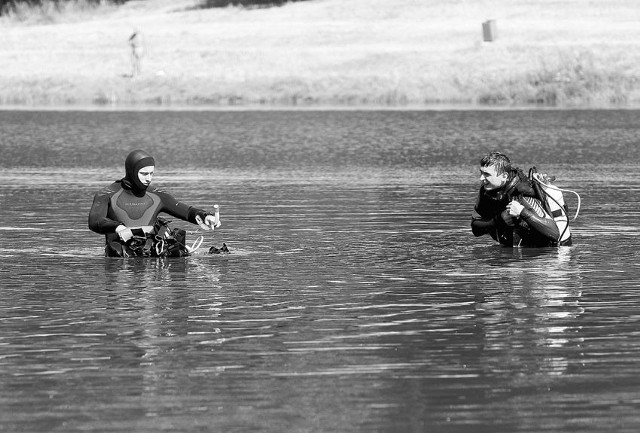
[{"left": 0, "top": 0, "right": 639, "bottom": 108}]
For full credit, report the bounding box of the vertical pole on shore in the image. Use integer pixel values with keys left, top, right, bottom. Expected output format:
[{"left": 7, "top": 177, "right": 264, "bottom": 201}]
[{"left": 482, "top": 20, "right": 497, "bottom": 42}]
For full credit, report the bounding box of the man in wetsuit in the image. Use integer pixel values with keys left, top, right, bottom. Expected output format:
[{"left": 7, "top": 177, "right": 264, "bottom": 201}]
[
  {"left": 471, "top": 152, "right": 560, "bottom": 247},
  {"left": 88, "top": 149, "right": 219, "bottom": 257}
]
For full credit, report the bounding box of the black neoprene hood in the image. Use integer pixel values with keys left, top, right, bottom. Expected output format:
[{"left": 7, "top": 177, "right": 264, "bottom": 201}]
[{"left": 124, "top": 149, "right": 155, "bottom": 193}]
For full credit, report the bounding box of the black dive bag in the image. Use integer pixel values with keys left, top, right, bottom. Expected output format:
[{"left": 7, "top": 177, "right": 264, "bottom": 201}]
[{"left": 106, "top": 218, "right": 191, "bottom": 258}]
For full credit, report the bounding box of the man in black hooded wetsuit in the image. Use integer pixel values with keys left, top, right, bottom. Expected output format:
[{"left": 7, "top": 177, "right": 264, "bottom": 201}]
[
  {"left": 471, "top": 152, "right": 560, "bottom": 247},
  {"left": 88, "top": 149, "right": 219, "bottom": 257}
]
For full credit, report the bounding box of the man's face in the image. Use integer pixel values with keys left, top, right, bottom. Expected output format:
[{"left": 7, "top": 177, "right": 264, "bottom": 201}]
[
  {"left": 480, "top": 164, "right": 507, "bottom": 191},
  {"left": 138, "top": 165, "right": 155, "bottom": 187}
]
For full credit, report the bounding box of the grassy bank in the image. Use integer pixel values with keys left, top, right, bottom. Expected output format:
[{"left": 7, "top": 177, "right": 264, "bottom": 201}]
[{"left": 0, "top": 0, "right": 639, "bottom": 108}]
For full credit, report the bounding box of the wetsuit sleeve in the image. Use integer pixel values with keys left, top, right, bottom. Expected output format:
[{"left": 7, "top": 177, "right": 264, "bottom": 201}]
[
  {"left": 471, "top": 211, "right": 497, "bottom": 238},
  {"left": 471, "top": 187, "right": 507, "bottom": 240},
  {"left": 88, "top": 193, "right": 121, "bottom": 234},
  {"left": 471, "top": 210, "right": 512, "bottom": 243},
  {"left": 519, "top": 197, "right": 559, "bottom": 241},
  {"left": 156, "top": 190, "right": 212, "bottom": 224},
  {"left": 472, "top": 188, "right": 496, "bottom": 237}
]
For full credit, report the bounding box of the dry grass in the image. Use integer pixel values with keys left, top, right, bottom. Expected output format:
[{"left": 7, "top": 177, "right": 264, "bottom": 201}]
[{"left": 0, "top": 0, "right": 639, "bottom": 107}]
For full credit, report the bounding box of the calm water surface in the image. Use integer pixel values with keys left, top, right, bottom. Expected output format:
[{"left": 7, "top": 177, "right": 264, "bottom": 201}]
[{"left": 1, "top": 110, "right": 640, "bottom": 432}]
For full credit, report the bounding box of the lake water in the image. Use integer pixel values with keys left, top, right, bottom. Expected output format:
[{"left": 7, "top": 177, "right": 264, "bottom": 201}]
[{"left": 1, "top": 109, "right": 640, "bottom": 432}]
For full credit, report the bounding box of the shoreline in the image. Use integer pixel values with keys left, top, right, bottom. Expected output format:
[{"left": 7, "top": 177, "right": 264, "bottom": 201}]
[{"left": 1, "top": 101, "right": 639, "bottom": 112}]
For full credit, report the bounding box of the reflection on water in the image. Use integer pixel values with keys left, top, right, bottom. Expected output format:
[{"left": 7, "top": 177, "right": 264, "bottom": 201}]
[
  {"left": 1, "top": 110, "right": 640, "bottom": 432},
  {"left": 473, "top": 248, "right": 584, "bottom": 378}
]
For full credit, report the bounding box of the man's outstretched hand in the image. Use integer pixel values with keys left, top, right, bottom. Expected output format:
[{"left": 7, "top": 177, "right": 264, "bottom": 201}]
[{"left": 196, "top": 214, "right": 220, "bottom": 231}]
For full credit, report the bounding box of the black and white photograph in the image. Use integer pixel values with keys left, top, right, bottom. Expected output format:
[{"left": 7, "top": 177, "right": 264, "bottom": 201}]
[{"left": 1, "top": 0, "right": 639, "bottom": 431}]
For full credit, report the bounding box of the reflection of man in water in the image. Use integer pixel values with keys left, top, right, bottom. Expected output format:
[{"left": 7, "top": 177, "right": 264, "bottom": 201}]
[
  {"left": 129, "top": 29, "right": 144, "bottom": 76},
  {"left": 471, "top": 151, "right": 560, "bottom": 247}
]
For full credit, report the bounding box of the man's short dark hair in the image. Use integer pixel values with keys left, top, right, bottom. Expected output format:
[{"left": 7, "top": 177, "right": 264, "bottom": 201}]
[{"left": 480, "top": 152, "right": 511, "bottom": 175}]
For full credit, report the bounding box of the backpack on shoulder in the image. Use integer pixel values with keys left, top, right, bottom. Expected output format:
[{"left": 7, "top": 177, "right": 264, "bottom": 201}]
[{"left": 528, "top": 167, "right": 581, "bottom": 246}]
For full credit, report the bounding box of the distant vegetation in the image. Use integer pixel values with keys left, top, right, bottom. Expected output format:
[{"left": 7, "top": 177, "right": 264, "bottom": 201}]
[
  {"left": 200, "top": 0, "right": 309, "bottom": 7},
  {"left": 0, "top": 0, "right": 309, "bottom": 17},
  {"left": 0, "top": 0, "right": 126, "bottom": 4},
  {"left": 0, "top": 0, "right": 127, "bottom": 18},
  {"left": 0, "top": 0, "right": 127, "bottom": 11}
]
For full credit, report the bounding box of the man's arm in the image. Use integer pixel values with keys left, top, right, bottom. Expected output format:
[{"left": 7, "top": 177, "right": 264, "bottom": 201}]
[
  {"left": 155, "top": 189, "right": 217, "bottom": 229},
  {"left": 471, "top": 211, "right": 497, "bottom": 237},
  {"left": 517, "top": 197, "right": 560, "bottom": 241},
  {"left": 88, "top": 193, "right": 121, "bottom": 234},
  {"left": 472, "top": 209, "right": 517, "bottom": 242}
]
